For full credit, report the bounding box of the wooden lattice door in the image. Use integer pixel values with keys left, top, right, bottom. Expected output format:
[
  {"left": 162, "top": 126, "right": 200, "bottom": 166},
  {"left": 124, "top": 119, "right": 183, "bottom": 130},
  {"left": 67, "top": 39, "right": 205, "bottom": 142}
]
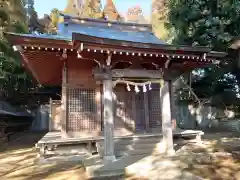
[
  {"left": 135, "top": 92, "right": 146, "bottom": 131},
  {"left": 68, "top": 88, "right": 98, "bottom": 132},
  {"left": 149, "top": 90, "right": 162, "bottom": 129}
]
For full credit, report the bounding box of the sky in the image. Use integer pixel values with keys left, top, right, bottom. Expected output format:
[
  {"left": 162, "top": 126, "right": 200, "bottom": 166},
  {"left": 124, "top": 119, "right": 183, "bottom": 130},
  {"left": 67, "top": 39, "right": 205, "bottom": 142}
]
[{"left": 35, "top": 0, "right": 151, "bottom": 18}]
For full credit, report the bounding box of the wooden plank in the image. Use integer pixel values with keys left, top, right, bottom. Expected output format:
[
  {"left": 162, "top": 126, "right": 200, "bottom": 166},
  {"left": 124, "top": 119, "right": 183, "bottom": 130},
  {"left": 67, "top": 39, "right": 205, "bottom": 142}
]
[{"left": 112, "top": 69, "right": 163, "bottom": 79}]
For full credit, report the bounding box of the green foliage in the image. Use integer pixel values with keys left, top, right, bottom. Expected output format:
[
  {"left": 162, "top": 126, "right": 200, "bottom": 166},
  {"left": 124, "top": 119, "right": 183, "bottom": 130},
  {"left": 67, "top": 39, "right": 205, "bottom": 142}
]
[
  {"left": 167, "top": 0, "right": 240, "bottom": 50},
  {"left": 50, "top": 8, "right": 61, "bottom": 27},
  {"left": 0, "top": 0, "right": 34, "bottom": 104},
  {"left": 167, "top": 0, "right": 240, "bottom": 109}
]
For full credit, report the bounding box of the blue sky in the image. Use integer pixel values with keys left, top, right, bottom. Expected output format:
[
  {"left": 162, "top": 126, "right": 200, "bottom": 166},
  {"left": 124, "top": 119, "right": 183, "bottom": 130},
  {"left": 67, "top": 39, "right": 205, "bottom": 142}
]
[{"left": 35, "top": 0, "right": 151, "bottom": 18}]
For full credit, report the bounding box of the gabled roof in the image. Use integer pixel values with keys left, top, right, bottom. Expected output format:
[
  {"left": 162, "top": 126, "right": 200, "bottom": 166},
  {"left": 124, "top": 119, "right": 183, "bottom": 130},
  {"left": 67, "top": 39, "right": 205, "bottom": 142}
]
[
  {"left": 57, "top": 13, "right": 166, "bottom": 45},
  {"left": 7, "top": 13, "right": 166, "bottom": 46},
  {"left": 58, "top": 22, "right": 166, "bottom": 45},
  {"left": 4, "top": 14, "right": 227, "bottom": 86}
]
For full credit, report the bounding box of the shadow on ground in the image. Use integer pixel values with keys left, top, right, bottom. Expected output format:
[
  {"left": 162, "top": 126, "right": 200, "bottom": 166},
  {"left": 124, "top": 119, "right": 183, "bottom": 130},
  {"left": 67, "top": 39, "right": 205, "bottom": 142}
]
[{"left": 0, "top": 132, "right": 87, "bottom": 180}]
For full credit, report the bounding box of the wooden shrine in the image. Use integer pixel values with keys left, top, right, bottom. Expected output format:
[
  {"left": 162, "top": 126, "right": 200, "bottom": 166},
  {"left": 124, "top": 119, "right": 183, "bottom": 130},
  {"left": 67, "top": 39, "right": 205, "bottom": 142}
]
[{"left": 5, "top": 14, "right": 226, "bottom": 161}]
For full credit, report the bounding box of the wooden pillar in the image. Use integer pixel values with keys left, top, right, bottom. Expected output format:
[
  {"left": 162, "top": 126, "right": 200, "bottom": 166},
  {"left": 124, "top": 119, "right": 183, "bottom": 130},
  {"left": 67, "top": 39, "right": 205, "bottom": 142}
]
[
  {"left": 49, "top": 98, "right": 53, "bottom": 131},
  {"left": 96, "top": 83, "right": 102, "bottom": 131},
  {"left": 170, "top": 82, "right": 177, "bottom": 130},
  {"left": 160, "top": 80, "right": 175, "bottom": 155},
  {"left": 132, "top": 93, "right": 136, "bottom": 131},
  {"left": 144, "top": 92, "right": 150, "bottom": 132},
  {"left": 103, "top": 77, "right": 116, "bottom": 163},
  {"left": 61, "top": 62, "right": 68, "bottom": 137}
]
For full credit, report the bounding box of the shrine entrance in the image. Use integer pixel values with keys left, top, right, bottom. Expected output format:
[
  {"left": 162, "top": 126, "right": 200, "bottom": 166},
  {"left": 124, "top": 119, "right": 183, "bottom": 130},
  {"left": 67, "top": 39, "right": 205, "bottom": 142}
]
[{"left": 113, "top": 83, "right": 162, "bottom": 134}]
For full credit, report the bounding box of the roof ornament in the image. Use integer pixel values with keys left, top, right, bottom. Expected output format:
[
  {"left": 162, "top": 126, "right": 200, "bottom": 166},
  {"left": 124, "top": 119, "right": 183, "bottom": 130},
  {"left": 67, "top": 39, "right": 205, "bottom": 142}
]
[
  {"left": 202, "top": 53, "right": 207, "bottom": 60},
  {"left": 134, "top": 85, "right": 140, "bottom": 93}
]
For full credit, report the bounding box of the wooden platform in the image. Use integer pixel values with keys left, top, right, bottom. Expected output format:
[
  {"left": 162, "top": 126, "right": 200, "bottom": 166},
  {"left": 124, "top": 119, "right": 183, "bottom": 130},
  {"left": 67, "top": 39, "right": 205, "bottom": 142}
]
[{"left": 36, "top": 129, "right": 203, "bottom": 148}]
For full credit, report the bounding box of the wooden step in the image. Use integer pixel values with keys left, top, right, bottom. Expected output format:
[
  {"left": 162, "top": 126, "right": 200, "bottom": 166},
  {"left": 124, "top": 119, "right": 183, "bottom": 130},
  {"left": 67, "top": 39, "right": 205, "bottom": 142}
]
[{"left": 97, "top": 136, "right": 162, "bottom": 147}]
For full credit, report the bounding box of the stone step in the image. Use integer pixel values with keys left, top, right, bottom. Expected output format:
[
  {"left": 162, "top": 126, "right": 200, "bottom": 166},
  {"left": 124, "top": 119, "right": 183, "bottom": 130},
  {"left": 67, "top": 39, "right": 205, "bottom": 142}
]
[
  {"left": 98, "top": 145, "right": 158, "bottom": 158},
  {"left": 97, "top": 137, "right": 162, "bottom": 158},
  {"left": 82, "top": 154, "right": 102, "bottom": 166},
  {"left": 86, "top": 154, "right": 148, "bottom": 178},
  {"left": 99, "top": 142, "right": 158, "bottom": 150},
  {"left": 115, "top": 149, "right": 156, "bottom": 157}
]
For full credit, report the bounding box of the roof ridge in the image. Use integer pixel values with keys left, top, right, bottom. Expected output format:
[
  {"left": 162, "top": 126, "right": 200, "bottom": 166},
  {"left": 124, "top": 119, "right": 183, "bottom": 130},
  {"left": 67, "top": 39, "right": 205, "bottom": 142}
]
[{"left": 60, "top": 13, "right": 152, "bottom": 28}]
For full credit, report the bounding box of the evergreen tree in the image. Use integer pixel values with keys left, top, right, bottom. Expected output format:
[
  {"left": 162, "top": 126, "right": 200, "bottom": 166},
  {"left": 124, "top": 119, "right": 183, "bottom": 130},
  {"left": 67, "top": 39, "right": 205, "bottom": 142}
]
[
  {"left": 151, "top": 0, "right": 169, "bottom": 40},
  {"left": 82, "top": 0, "right": 103, "bottom": 19},
  {"left": 126, "top": 6, "right": 147, "bottom": 24},
  {"left": 0, "top": 0, "right": 33, "bottom": 103},
  {"left": 64, "top": 0, "right": 103, "bottom": 19},
  {"left": 64, "top": 0, "right": 84, "bottom": 16},
  {"left": 167, "top": 0, "right": 240, "bottom": 110},
  {"left": 103, "top": 0, "right": 122, "bottom": 21}
]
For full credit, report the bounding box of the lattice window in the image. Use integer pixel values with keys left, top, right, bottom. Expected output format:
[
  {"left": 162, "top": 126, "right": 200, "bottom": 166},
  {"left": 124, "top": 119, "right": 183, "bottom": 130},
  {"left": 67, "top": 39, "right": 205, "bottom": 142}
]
[
  {"left": 149, "top": 90, "right": 161, "bottom": 128},
  {"left": 68, "top": 88, "right": 98, "bottom": 132},
  {"left": 135, "top": 92, "right": 146, "bottom": 131}
]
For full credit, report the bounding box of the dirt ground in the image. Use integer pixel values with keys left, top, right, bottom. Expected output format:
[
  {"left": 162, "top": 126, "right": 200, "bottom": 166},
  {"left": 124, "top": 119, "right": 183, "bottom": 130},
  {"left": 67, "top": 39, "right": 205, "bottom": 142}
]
[
  {"left": 178, "top": 133, "right": 240, "bottom": 180},
  {"left": 0, "top": 132, "right": 87, "bottom": 180},
  {"left": 0, "top": 132, "right": 239, "bottom": 180}
]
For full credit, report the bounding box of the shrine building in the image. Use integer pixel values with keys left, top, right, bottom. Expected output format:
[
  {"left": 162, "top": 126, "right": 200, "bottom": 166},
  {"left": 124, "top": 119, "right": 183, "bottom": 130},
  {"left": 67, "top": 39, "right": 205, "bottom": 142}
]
[{"left": 5, "top": 14, "right": 226, "bottom": 162}]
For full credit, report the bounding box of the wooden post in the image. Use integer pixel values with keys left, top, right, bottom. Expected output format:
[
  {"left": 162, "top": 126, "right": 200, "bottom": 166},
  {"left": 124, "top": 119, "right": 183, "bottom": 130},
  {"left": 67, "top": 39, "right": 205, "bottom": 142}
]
[
  {"left": 96, "top": 82, "right": 102, "bottom": 131},
  {"left": 160, "top": 80, "right": 175, "bottom": 155},
  {"left": 61, "top": 62, "right": 68, "bottom": 137},
  {"left": 132, "top": 93, "right": 136, "bottom": 131},
  {"left": 49, "top": 98, "right": 52, "bottom": 131},
  {"left": 103, "top": 76, "right": 116, "bottom": 163},
  {"left": 144, "top": 92, "right": 150, "bottom": 132},
  {"left": 170, "top": 82, "right": 177, "bottom": 130}
]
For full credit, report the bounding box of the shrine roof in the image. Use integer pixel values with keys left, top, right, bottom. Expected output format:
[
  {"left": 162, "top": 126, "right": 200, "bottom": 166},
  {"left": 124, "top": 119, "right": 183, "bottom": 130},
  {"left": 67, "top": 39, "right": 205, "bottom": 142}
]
[
  {"left": 57, "top": 15, "right": 166, "bottom": 45},
  {"left": 6, "top": 32, "right": 71, "bottom": 41},
  {"left": 6, "top": 14, "right": 166, "bottom": 46}
]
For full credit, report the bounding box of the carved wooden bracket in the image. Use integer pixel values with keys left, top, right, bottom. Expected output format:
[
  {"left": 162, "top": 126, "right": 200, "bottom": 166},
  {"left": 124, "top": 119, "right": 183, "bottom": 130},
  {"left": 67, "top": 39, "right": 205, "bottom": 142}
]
[{"left": 93, "top": 67, "right": 112, "bottom": 80}]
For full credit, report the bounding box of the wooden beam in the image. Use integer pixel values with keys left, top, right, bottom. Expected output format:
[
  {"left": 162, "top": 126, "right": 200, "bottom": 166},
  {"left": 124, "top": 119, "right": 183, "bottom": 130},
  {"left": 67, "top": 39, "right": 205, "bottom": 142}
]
[
  {"left": 73, "top": 34, "right": 211, "bottom": 53},
  {"left": 80, "top": 51, "right": 167, "bottom": 67},
  {"left": 112, "top": 69, "right": 163, "bottom": 79}
]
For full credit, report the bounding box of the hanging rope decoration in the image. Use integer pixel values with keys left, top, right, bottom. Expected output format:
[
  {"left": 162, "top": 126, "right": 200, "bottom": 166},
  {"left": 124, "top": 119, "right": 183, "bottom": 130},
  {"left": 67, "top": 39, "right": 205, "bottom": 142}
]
[{"left": 113, "top": 79, "right": 164, "bottom": 93}]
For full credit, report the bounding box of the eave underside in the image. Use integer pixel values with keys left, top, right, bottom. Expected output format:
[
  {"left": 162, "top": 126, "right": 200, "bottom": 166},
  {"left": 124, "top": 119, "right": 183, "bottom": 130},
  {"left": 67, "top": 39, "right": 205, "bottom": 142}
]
[{"left": 5, "top": 33, "right": 226, "bottom": 85}]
